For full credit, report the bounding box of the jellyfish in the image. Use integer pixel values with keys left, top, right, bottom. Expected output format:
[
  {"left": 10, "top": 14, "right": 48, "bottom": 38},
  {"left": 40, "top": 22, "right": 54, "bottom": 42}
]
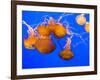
[
  {"left": 53, "top": 23, "right": 67, "bottom": 38},
  {"left": 37, "top": 25, "right": 51, "bottom": 38},
  {"left": 59, "top": 37, "right": 74, "bottom": 60},
  {"left": 84, "top": 22, "right": 90, "bottom": 32},
  {"left": 24, "top": 36, "right": 37, "bottom": 49},
  {"left": 32, "top": 17, "right": 56, "bottom": 53},
  {"left": 35, "top": 37, "right": 55, "bottom": 54},
  {"left": 48, "top": 17, "right": 67, "bottom": 38},
  {"left": 22, "top": 13, "right": 88, "bottom": 56},
  {"left": 76, "top": 14, "right": 86, "bottom": 25},
  {"left": 23, "top": 20, "right": 38, "bottom": 49}
]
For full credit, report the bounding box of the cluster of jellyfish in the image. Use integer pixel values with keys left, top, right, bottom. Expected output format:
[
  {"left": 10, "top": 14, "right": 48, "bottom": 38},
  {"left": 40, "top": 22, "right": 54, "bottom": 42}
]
[{"left": 23, "top": 13, "right": 90, "bottom": 60}]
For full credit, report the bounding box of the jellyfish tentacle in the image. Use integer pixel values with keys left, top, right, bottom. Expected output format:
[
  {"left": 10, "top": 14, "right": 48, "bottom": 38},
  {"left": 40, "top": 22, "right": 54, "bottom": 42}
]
[
  {"left": 64, "top": 20, "right": 87, "bottom": 46},
  {"left": 58, "top": 13, "right": 73, "bottom": 22},
  {"left": 62, "top": 20, "right": 69, "bottom": 27},
  {"left": 22, "top": 20, "right": 35, "bottom": 36},
  {"left": 64, "top": 35, "right": 73, "bottom": 50},
  {"left": 80, "top": 32, "right": 88, "bottom": 35},
  {"left": 73, "top": 36, "right": 89, "bottom": 48},
  {"left": 41, "top": 15, "right": 49, "bottom": 21},
  {"left": 76, "top": 13, "right": 86, "bottom": 25},
  {"left": 48, "top": 17, "right": 56, "bottom": 26}
]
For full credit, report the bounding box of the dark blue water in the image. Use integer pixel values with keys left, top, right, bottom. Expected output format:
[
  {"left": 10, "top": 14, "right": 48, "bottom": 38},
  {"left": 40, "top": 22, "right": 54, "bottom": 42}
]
[{"left": 22, "top": 11, "right": 90, "bottom": 69}]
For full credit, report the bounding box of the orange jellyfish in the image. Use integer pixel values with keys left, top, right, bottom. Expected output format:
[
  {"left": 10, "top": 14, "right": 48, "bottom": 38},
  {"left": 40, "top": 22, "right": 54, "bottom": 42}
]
[
  {"left": 84, "top": 22, "right": 90, "bottom": 32},
  {"left": 37, "top": 25, "right": 51, "bottom": 37},
  {"left": 35, "top": 37, "right": 55, "bottom": 54},
  {"left": 34, "top": 19, "right": 56, "bottom": 53},
  {"left": 53, "top": 23, "right": 67, "bottom": 38},
  {"left": 59, "top": 38, "right": 74, "bottom": 60},
  {"left": 24, "top": 36, "right": 38, "bottom": 49},
  {"left": 48, "top": 17, "right": 67, "bottom": 38},
  {"left": 76, "top": 14, "right": 86, "bottom": 25},
  {"left": 23, "top": 21, "right": 38, "bottom": 49}
]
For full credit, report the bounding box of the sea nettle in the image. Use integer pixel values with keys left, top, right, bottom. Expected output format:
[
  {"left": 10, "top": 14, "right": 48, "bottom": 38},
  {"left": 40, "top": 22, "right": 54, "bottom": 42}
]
[
  {"left": 76, "top": 14, "right": 86, "bottom": 25},
  {"left": 37, "top": 25, "right": 51, "bottom": 37},
  {"left": 85, "top": 22, "right": 90, "bottom": 32},
  {"left": 59, "top": 38, "right": 74, "bottom": 60},
  {"left": 24, "top": 36, "right": 38, "bottom": 49},
  {"left": 59, "top": 49, "right": 74, "bottom": 60},
  {"left": 53, "top": 24, "right": 67, "bottom": 38},
  {"left": 35, "top": 37, "right": 55, "bottom": 54}
]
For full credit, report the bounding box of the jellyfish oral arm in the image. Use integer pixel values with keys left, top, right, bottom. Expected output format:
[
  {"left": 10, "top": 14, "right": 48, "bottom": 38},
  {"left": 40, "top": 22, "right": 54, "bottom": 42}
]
[
  {"left": 67, "top": 29, "right": 87, "bottom": 45},
  {"left": 64, "top": 36, "right": 72, "bottom": 50},
  {"left": 58, "top": 13, "right": 73, "bottom": 23},
  {"left": 48, "top": 17, "right": 56, "bottom": 25},
  {"left": 22, "top": 20, "right": 33, "bottom": 30},
  {"left": 22, "top": 20, "right": 35, "bottom": 36}
]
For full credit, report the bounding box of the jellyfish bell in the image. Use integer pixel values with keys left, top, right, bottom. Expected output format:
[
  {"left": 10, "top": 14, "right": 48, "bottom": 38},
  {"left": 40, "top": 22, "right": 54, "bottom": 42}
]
[
  {"left": 24, "top": 36, "right": 38, "bottom": 49},
  {"left": 29, "top": 36, "right": 38, "bottom": 45},
  {"left": 37, "top": 25, "right": 51, "bottom": 37},
  {"left": 76, "top": 14, "right": 86, "bottom": 25},
  {"left": 84, "top": 22, "right": 90, "bottom": 32},
  {"left": 35, "top": 37, "right": 55, "bottom": 54},
  {"left": 53, "top": 23, "right": 67, "bottom": 38},
  {"left": 24, "top": 39, "right": 33, "bottom": 49},
  {"left": 59, "top": 49, "right": 74, "bottom": 60}
]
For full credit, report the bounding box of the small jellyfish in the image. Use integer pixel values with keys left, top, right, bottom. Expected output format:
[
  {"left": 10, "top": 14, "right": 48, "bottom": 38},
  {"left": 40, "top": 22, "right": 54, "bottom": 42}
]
[
  {"left": 24, "top": 36, "right": 38, "bottom": 49},
  {"left": 59, "top": 49, "right": 73, "bottom": 60},
  {"left": 23, "top": 20, "right": 38, "bottom": 49},
  {"left": 84, "top": 22, "right": 90, "bottom": 32},
  {"left": 76, "top": 14, "right": 86, "bottom": 25},
  {"left": 59, "top": 38, "right": 74, "bottom": 60},
  {"left": 48, "top": 17, "right": 67, "bottom": 38}
]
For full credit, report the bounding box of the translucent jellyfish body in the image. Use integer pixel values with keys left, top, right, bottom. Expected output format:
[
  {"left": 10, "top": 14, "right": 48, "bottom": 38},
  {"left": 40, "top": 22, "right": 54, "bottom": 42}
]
[
  {"left": 59, "top": 50, "right": 74, "bottom": 60},
  {"left": 76, "top": 14, "right": 86, "bottom": 25},
  {"left": 59, "top": 38, "right": 74, "bottom": 60},
  {"left": 23, "top": 21, "right": 38, "bottom": 49},
  {"left": 85, "top": 22, "right": 90, "bottom": 32}
]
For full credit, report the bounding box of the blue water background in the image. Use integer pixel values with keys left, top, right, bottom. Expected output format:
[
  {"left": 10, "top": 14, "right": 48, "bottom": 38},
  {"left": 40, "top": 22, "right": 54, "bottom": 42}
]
[{"left": 22, "top": 11, "right": 90, "bottom": 69}]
